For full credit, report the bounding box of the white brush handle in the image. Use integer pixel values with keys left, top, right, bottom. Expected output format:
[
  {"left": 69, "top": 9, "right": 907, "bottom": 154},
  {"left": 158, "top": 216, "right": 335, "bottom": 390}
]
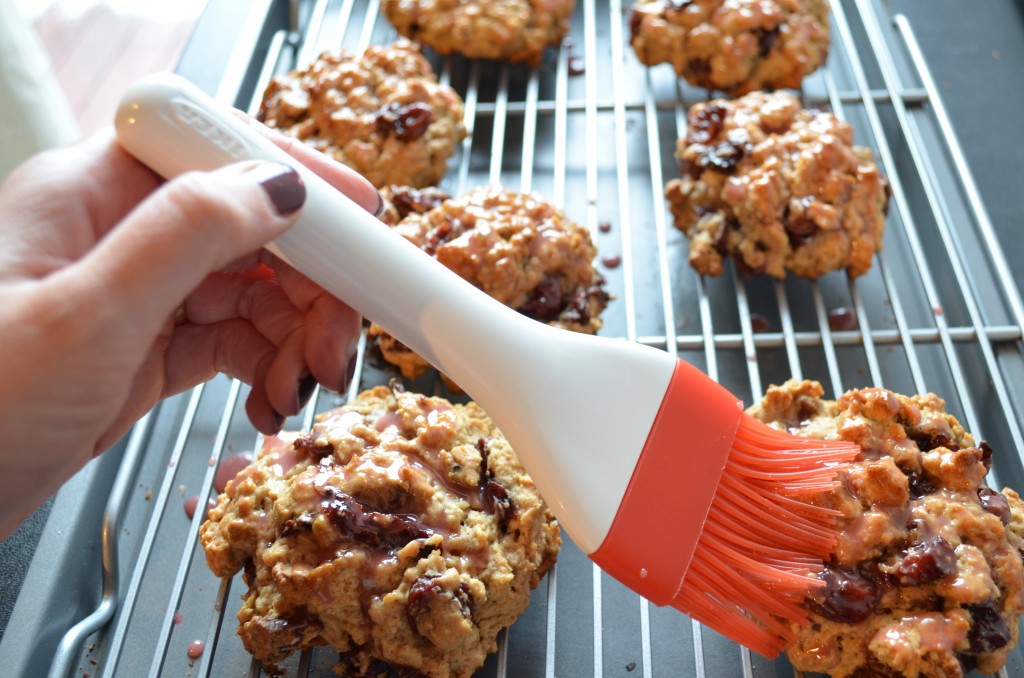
[{"left": 114, "top": 73, "right": 677, "bottom": 553}]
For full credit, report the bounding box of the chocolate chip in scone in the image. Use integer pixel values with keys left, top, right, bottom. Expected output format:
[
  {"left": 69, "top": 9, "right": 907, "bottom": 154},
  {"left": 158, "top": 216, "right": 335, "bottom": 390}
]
[
  {"left": 250, "top": 615, "right": 309, "bottom": 655},
  {"left": 807, "top": 566, "right": 879, "bottom": 623},
  {"left": 243, "top": 556, "right": 256, "bottom": 586},
  {"left": 407, "top": 574, "right": 475, "bottom": 627},
  {"left": 967, "top": 602, "right": 1012, "bottom": 653},
  {"left": 904, "top": 469, "right": 936, "bottom": 499},
  {"left": 980, "top": 440, "right": 994, "bottom": 470},
  {"left": 518, "top": 276, "right": 566, "bottom": 323},
  {"left": 561, "top": 282, "right": 609, "bottom": 327},
  {"left": 892, "top": 536, "right": 957, "bottom": 586},
  {"left": 757, "top": 26, "right": 781, "bottom": 57},
  {"left": 978, "top": 487, "right": 1011, "bottom": 524},
  {"left": 476, "top": 438, "right": 516, "bottom": 532},
  {"left": 957, "top": 652, "right": 978, "bottom": 674}
]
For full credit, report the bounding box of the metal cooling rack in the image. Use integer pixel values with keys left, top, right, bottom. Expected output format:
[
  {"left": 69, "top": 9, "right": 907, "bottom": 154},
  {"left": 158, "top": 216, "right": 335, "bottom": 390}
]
[{"left": 15, "top": 0, "right": 1024, "bottom": 676}]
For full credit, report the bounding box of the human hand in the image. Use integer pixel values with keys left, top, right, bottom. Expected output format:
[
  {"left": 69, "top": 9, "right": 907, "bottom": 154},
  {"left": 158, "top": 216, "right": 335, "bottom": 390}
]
[{"left": 0, "top": 124, "right": 380, "bottom": 536}]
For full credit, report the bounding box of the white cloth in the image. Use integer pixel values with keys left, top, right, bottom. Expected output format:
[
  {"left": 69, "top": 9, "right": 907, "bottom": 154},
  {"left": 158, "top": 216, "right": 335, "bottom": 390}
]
[{"left": 0, "top": 0, "right": 80, "bottom": 181}]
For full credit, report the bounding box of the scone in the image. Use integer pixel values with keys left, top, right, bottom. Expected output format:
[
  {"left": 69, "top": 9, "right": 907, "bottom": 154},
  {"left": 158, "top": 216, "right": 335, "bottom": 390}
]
[
  {"left": 381, "top": 0, "right": 574, "bottom": 66},
  {"left": 629, "top": 0, "right": 830, "bottom": 94},
  {"left": 748, "top": 379, "right": 1024, "bottom": 678},
  {"left": 370, "top": 185, "right": 610, "bottom": 382},
  {"left": 665, "top": 91, "right": 889, "bottom": 279},
  {"left": 200, "top": 385, "right": 560, "bottom": 678},
  {"left": 258, "top": 41, "right": 466, "bottom": 189}
]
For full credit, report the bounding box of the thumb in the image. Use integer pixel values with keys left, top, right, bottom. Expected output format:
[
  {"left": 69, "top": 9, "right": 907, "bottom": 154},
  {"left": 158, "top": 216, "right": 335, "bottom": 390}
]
[{"left": 72, "top": 161, "right": 305, "bottom": 334}]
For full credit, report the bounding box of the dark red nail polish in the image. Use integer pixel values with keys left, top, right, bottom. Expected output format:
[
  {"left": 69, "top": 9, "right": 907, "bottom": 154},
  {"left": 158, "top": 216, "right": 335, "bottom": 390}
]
[
  {"left": 297, "top": 372, "right": 317, "bottom": 410},
  {"left": 272, "top": 410, "right": 286, "bottom": 431},
  {"left": 255, "top": 163, "right": 306, "bottom": 215}
]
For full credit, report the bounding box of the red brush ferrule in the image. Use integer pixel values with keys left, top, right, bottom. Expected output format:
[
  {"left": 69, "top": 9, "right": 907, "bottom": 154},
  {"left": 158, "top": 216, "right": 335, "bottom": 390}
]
[{"left": 589, "top": 359, "right": 743, "bottom": 605}]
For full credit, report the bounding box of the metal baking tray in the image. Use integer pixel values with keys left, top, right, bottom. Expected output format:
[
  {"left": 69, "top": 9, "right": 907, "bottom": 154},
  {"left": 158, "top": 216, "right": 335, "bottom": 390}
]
[{"left": 3, "top": 0, "right": 1023, "bottom": 676}]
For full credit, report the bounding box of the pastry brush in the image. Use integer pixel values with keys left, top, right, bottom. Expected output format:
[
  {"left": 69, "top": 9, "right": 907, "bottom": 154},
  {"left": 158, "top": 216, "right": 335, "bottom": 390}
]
[{"left": 115, "top": 73, "right": 858, "bottom": 657}]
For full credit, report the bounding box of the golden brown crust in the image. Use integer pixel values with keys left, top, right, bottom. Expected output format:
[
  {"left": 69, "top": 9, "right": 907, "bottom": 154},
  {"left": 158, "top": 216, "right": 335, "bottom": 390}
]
[
  {"left": 200, "top": 386, "right": 560, "bottom": 677},
  {"left": 370, "top": 185, "right": 609, "bottom": 383},
  {"left": 629, "top": 0, "right": 829, "bottom": 94},
  {"left": 258, "top": 41, "right": 466, "bottom": 189},
  {"left": 665, "top": 91, "right": 888, "bottom": 279},
  {"left": 381, "top": 0, "right": 575, "bottom": 66},
  {"left": 748, "top": 380, "right": 1024, "bottom": 678}
]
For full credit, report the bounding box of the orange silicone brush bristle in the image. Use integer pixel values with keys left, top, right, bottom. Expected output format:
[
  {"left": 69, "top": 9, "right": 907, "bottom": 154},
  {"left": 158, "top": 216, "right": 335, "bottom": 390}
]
[{"left": 671, "top": 414, "right": 858, "bottom": 658}]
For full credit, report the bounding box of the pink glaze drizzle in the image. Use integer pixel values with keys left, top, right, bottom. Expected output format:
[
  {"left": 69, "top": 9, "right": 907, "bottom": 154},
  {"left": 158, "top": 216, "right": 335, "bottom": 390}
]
[
  {"left": 186, "top": 640, "right": 205, "bottom": 659},
  {"left": 214, "top": 451, "right": 255, "bottom": 493},
  {"left": 183, "top": 496, "right": 216, "bottom": 520}
]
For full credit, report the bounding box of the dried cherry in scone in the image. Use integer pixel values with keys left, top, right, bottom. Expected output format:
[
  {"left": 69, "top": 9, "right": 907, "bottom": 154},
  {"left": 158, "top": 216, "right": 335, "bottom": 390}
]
[
  {"left": 407, "top": 574, "right": 475, "bottom": 627},
  {"left": 978, "top": 487, "right": 1011, "bottom": 524},
  {"left": 807, "top": 566, "right": 879, "bottom": 623},
  {"left": 967, "top": 602, "right": 1012, "bottom": 653},
  {"left": 376, "top": 102, "right": 433, "bottom": 142},
  {"left": 892, "top": 536, "right": 957, "bottom": 586}
]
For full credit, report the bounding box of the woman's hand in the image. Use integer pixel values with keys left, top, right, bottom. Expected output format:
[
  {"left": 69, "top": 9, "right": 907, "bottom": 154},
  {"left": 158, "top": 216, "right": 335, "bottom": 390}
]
[{"left": 0, "top": 125, "right": 380, "bottom": 536}]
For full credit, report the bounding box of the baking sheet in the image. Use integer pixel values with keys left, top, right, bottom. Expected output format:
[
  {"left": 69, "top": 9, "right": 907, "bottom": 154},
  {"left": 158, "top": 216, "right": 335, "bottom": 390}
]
[{"left": 3, "top": 0, "right": 1024, "bottom": 676}]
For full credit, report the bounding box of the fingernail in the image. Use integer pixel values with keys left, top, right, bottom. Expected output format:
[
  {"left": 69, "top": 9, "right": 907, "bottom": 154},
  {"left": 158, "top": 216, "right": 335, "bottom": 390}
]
[
  {"left": 272, "top": 410, "right": 286, "bottom": 432},
  {"left": 373, "top": 191, "right": 386, "bottom": 218},
  {"left": 296, "top": 372, "right": 317, "bottom": 411},
  {"left": 251, "top": 162, "right": 306, "bottom": 215}
]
